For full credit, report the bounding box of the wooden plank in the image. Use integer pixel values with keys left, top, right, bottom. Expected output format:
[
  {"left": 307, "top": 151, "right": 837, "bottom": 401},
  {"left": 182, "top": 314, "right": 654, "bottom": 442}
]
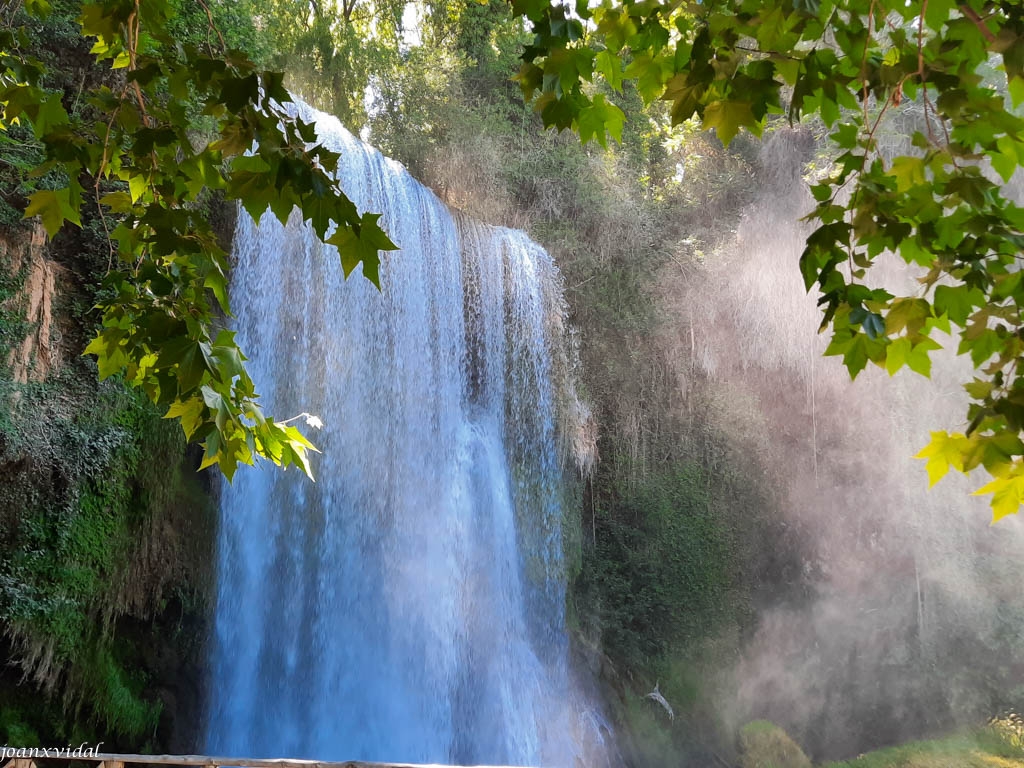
[
  {"left": 2, "top": 759, "right": 37, "bottom": 768},
  {"left": 77, "top": 754, "right": 531, "bottom": 768}
]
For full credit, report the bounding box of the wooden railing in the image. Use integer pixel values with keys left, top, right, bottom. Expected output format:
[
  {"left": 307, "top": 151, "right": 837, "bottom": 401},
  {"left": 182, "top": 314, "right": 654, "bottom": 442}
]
[{"left": 3, "top": 754, "right": 531, "bottom": 768}]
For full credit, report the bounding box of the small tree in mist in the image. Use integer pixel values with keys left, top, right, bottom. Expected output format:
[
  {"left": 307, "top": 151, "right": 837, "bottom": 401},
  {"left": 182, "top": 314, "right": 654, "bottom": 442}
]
[
  {"left": 738, "top": 720, "right": 812, "bottom": 768},
  {"left": 511, "top": 0, "right": 1024, "bottom": 521}
]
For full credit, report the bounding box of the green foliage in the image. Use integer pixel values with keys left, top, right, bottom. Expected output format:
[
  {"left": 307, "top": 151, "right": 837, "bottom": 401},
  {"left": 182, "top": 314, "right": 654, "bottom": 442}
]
[
  {"left": 739, "top": 720, "right": 813, "bottom": 768},
  {"left": 1, "top": 0, "right": 399, "bottom": 480},
  {"left": 991, "top": 713, "right": 1024, "bottom": 753},
  {"left": 513, "top": 0, "right": 1024, "bottom": 520},
  {"left": 164, "top": 0, "right": 272, "bottom": 65},
  {"left": 0, "top": 124, "right": 49, "bottom": 227},
  {"left": 236, "top": 0, "right": 407, "bottom": 126}
]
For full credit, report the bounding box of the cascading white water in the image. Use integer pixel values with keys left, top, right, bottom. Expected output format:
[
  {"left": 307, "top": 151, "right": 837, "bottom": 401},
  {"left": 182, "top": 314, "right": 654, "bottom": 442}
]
[{"left": 204, "top": 100, "right": 597, "bottom": 766}]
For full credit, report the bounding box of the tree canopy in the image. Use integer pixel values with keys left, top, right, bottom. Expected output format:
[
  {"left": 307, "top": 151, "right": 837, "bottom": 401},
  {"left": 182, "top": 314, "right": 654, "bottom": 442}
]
[
  {"left": 5, "top": 0, "right": 1024, "bottom": 518},
  {"left": 1, "top": 0, "right": 396, "bottom": 479},
  {"left": 511, "top": 0, "right": 1024, "bottom": 520}
]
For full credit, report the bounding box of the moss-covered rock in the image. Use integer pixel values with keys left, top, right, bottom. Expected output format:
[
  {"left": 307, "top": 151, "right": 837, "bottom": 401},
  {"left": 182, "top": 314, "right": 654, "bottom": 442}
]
[{"left": 0, "top": 366, "right": 215, "bottom": 750}]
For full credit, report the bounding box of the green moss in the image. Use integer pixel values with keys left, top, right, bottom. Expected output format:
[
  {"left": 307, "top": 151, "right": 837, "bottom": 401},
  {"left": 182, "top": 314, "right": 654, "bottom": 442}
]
[
  {"left": 0, "top": 378, "right": 211, "bottom": 746},
  {"left": 0, "top": 706, "right": 43, "bottom": 747},
  {"left": 78, "top": 644, "right": 161, "bottom": 741},
  {"left": 0, "top": 258, "right": 29, "bottom": 354},
  {"left": 574, "top": 462, "right": 736, "bottom": 667},
  {"left": 822, "top": 727, "right": 1024, "bottom": 768}
]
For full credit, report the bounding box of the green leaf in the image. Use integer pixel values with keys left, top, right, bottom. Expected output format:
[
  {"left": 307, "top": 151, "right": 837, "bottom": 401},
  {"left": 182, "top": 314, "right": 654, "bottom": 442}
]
[
  {"left": 32, "top": 92, "right": 69, "bottom": 138},
  {"left": 24, "top": 0, "right": 52, "bottom": 17},
  {"left": 964, "top": 378, "right": 994, "bottom": 400},
  {"left": 885, "top": 298, "right": 931, "bottom": 336},
  {"left": 702, "top": 100, "right": 755, "bottom": 146},
  {"left": 199, "top": 431, "right": 224, "bottom": 472},
  {"left": 24, "top": 188, "right": 79, "bottom": 237},
  {"left": 595, "top": 50, "right": 623, "bottom": 92},
  {"left": 165, "top": 396, "right": 206, "bottom": 440},
  {"left": 99, "top": 191, "right": 134, "bottom": 213},
  {"left": 1010, "top": 76, "right": 1024, "bottom": 108},
  {"left": 84, "top": 330, "right": 128, "bottom": 380},
  {"left": 662, "top": 73, "right": 704, "bottom": 125},
  {"left": 577, "top": 94, "right": 625, "bottom": 148},
  {"left": 898, "top": 237, "right": 933, "bottom": 268},
  {"left": 232, "top": 154, "right": 272, "bottom": 173},
  {"left": 205, "top": 270, "right": 231, "bottom": 314},
  {"left": 861, "top": 311, "right": 885, "bottom": 340},
  {"left": 885, "top": 336, "right": 911, "bottom": 375},
  {"left": 23, "top": 189, "right": 63, "bottom": 237},
  {"left": 906, "top": 337, "right": 941, "bottom": 377},
  {"left": 887, "top": 156, "right": 926, "bottom": 193},
  {"left": 756, "top": 5, "right": 797, "bottom": 50},
  {"left": 960, "top": 327, "right": 1003, "bottom": 368},
  {"left": 924, "top": 0, "right": 956, "bottom": 31},
  {"left": 934, "top": 284, "right": 984, "bottom": 326},
  {"left": 827, "top": 330, "right": 885, "bottom": 379},
  {"left": 992, "top": 135, "right": 1021, "bottom": 184},
  {"left": 325, "top": 213, "right": 398, "bottom": 287},
  {"left": 624, "top": 54, "right": 667, "bottom": 103},
  {"left": 128, "top": 174, "right": 148, "bottom": 203},
  {"left": 210, "top": 340, "right": 245, "bottom": 382}
]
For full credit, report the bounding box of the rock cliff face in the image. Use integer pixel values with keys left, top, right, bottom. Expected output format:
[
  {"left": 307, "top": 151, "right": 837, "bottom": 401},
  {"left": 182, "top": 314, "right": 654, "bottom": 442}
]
[{"left": 2, "top": 223, "right": 59, "bottom": 384}]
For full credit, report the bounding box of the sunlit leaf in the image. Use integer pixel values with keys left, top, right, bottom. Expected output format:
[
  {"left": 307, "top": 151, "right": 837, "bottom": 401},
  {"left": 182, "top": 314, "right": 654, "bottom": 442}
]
[
  {"left": 915, "top": 431, "right": 969, "bottom": 487},
  {"left": 974, "top": 468, "right": 1024, "bottom": 523}
]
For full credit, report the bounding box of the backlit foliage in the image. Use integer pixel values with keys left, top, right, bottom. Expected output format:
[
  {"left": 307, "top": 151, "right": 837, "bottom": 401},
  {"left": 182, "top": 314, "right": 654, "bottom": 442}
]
[
  {"left": 512, "top": 0, "right": 1024, "bottom": 520},
  {"left": 1, "top": 0, "right": 397, "bottom": 479}
]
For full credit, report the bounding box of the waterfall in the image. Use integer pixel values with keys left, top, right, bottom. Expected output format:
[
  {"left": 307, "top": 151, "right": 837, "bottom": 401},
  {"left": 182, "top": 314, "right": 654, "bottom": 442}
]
[{"left": 204, "top": 100, "right": 597, "bottom": 767}]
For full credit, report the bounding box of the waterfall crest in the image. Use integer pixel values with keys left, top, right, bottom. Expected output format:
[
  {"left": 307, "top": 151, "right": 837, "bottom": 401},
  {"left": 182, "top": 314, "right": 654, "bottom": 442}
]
[{"left": 204, "top": 100, "right": 596, "bottom": 767}]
